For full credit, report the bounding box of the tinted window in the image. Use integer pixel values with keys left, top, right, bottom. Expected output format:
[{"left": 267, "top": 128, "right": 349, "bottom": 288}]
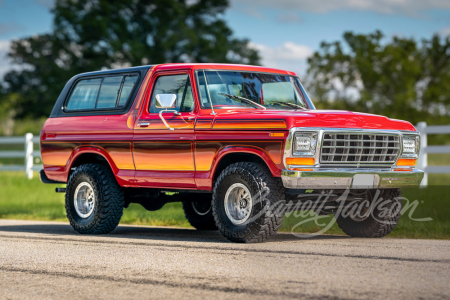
[
  {"left": 118, "top": 75, "right": 138, "bottom": 107},
  {"left": 66, "top": 74, "right": 138, "bottom": 111},
  {"left": 149, "top": 74, "right": 195, "bottom": 113},
  {"left": 96, "top": 76, "right": 123, "bottom": 108},
  {"left": 66, "top": 78, "right": 102, "bottom": 110}
]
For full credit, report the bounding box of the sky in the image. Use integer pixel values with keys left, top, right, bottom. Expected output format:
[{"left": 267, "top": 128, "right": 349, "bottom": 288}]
[{"left": 0, "top": 0, "right": 450, "bottom": 79}]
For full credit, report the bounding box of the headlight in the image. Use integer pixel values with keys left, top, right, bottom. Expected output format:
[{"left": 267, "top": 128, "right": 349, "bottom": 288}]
[
  {"left": 294, "top": 132, "right": 317, "bottom": 156},
  {"left": 401, "top": 135, "right": 420, "bottom": 158},
  {"left": 402, "top": 139, "right": 416, "bottom": 153}
]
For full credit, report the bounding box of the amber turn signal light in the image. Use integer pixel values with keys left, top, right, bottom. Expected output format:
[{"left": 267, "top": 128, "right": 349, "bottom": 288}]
[
  {"left": 396, "top": 159, "right": 416, "bottom": 166},
  {"left": 290, "top": 168, "right": 314, "bottom": 171},
  {"left": 269, "top": 132, "right": 284, "bottom": 137},
  {"left": 286, "top": 157, "right": 315, "bottom": 165}
]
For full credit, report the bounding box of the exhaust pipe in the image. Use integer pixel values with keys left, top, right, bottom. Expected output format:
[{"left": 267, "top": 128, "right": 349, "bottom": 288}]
[{"left": 55, "top": 188, "right": 66, "bottom": 193}]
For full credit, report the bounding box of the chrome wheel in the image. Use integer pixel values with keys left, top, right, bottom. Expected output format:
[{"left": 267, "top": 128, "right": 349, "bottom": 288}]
[
  {"left": 74, "top": 182, "right": 95, "bottom": 218},
  {"left": 192, "top": 201, "right": 211, "bottom": 216},
  {"left": 224, "top": 183, "right": 252, "bottom": 225}
]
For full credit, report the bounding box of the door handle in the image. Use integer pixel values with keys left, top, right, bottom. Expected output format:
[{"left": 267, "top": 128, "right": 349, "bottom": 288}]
[{"left": 138, "top": 122, "right": 150, "bottom": 127}]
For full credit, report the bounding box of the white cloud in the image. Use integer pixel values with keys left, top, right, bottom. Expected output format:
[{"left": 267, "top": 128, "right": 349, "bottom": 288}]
[
  {"left": 250, "top": 42, "right": 313, "bottom": 76},
  {"left": 33, "top": 0, "right": 54, "bottom": 9},
  {"left": 0, "top": 22, "right": 25, "bottom": 35},
  {"left": 275, "top": 12, "right": 302, "bottom": 24},
  {"left": 231, "top": 0, "right": 450, "bottom": 17},
  {"left": 440, "top": 26, "right": 450, "bottom": 36}
]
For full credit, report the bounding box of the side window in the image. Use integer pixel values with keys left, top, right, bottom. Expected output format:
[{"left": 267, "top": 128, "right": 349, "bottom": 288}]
[
  {"left": 66, "top": 74, "right": 138, "bottom": 111},
  {"left": 96, "top": 76, "right": 123, "bottom": 108},
  {"left": 118, "top": 75, "right": 138, "bottom": 107},
  {"left": 149, "top": 74, "right": 195, "bottom": 113},
  {"left": 66, "top": 78, "right": 102, "bottom": 110}
]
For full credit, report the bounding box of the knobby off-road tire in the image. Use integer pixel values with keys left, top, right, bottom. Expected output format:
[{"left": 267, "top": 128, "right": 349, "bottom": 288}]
[
  {"left": 336, "top": 188, "right": 403, "bottom": 238},
  {"left": 65, "top": 163, "right": 125, "bottom": 234},
  {"left": 212, "top": 162, "right": 286, "bottom": 243},
  {"left": 182, "top": 194, "right": 217, "bottom": 230}
]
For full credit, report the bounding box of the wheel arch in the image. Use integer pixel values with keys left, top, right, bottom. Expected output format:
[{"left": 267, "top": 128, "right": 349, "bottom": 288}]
[
  {"left": 210, "top": 146, "right": 281, "bottom": 184},
  {"left": 67, "top": 147, "right": 120, "bottom": 181}
]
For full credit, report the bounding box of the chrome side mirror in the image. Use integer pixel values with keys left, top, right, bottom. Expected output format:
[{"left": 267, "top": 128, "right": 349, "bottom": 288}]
[
  {"left": 155, "top": 94, "right": 177, "bottom": 109},
  {"left": 155, "top": 94, "right": 179, "bottom": 130}
]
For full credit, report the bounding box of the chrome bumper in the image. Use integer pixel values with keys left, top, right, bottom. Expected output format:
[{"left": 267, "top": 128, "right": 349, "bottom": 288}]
[{"left": 281, "top": 169, "right": 424, "bottom": 189}]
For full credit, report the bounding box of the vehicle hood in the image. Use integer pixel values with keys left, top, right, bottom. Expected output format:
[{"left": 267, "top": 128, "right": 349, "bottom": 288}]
[{"left": 212, "top": 109, "right": 416, "bottom": 131}]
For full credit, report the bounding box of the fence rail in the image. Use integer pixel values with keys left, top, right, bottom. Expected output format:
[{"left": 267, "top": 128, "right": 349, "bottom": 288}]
[
  {"left": 0, "top": 122, "right": 448, "bottom": 183},
  {"left": 416, "top": 122, "right": 450, "bottom": 186},
  {"left": 0, "top": 133, "right": 42, "bottom": 178}
]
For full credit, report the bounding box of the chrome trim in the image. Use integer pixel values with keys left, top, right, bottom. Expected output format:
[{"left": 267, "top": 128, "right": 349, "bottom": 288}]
[
  {"left": 281, "top": 168, "right": 424, "bottom": 189},
  {"left": 400, "top": 131, "right": 420, "bottom": 159},
  {"left": 283, "top": 127, "right": 421, "bottom": 169},
  {"left": 320, "top": 130, "right": 400, "bottom": 165}
]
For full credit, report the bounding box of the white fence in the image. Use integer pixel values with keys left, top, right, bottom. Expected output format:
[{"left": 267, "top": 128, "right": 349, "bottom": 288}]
[
  {"left": 0, "top": 123, "right": 449, "bottom": 183},
  {"left": 0, "top": 133, "right": 43, "bottom": 179},
  {"left": 416, "top": 122, "right": 450, "bottom": 187}
]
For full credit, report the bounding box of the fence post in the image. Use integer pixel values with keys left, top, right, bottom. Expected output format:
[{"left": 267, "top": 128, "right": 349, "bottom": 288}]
[
  {"left": 25, "top": 133, "right": 33, "bottom": 179},
  {"left": 416, "top": 122, "right": 427, "bottom": 187}
]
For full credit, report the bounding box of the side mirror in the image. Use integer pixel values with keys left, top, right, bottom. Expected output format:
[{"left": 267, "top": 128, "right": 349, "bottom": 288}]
[{"left": 155, "top": 94, "right": 177, "bottom": 109}]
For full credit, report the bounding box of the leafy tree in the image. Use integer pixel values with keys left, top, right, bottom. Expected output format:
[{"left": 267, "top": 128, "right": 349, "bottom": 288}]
[
  {"left": 0, "top": 83, "right": 19, "bottom": 136},
  {"left": 306, "top": 31, "right": 450, "bottom": 125},
  {"left": 4, "top": 0, "right": 259, "bottom": 119}
]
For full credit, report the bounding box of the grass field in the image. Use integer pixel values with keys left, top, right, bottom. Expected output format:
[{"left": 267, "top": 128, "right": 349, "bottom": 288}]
[{"left": 1, "top": 171, "right": 449, "bottom": 239}]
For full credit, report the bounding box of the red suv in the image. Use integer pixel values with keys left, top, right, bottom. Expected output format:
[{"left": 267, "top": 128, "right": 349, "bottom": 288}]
[{"left": 40, "top": 63, "right": 423, "bottom": 242}]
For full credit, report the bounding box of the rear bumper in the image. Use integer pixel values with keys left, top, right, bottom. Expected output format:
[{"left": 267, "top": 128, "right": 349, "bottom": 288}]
[{"left": 281, "top": 168, "right": 424, "bottom": 189}]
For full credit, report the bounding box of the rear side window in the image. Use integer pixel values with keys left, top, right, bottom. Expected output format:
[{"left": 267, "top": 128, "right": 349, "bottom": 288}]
[
  {"left": 66, "top": 74, "right": 138, "bottom": 111},
  {"left": 66, "top": 78, "right": 102, "bottom": 110}
]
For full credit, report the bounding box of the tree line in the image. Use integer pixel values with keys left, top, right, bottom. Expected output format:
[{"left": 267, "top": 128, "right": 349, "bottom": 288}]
[{"left": 1, "top": 0, "right": 449, "bottom": 135}]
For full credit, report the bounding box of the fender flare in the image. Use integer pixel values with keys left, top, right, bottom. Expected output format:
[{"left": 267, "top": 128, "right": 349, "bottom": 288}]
[
  {"left": 210, "top": 145, "right": 282, "bottom": 180},
  {"left": 65, "top": 146, "right": 120, "bottom": 179}
]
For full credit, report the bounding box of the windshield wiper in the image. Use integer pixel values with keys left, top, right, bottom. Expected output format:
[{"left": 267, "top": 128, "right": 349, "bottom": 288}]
[
  {"left": 218, "top": 93, "right": 266, "bottom": 110},
  {"left": 271, "top": 101, "right": 306, "bottom": 110}
]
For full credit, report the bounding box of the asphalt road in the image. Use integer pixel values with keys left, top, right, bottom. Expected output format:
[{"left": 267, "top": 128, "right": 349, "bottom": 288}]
[{"left": 0, "top": 219, "right": 449, "bottom": 300}]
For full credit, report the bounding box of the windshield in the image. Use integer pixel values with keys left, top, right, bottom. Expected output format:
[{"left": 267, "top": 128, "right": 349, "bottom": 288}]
[{"left": 196, "top": 70, "right": 313, "bottom": 110}]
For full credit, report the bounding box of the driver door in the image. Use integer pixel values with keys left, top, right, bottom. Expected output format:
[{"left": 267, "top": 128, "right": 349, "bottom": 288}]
[{"left": 133, "top": 70, "right": 197, "bottom": 188}]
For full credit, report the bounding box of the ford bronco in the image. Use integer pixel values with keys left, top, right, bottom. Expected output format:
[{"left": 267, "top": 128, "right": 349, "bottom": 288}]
[{"left": 40, "top": 63, "right": 424, "bottom": 243}]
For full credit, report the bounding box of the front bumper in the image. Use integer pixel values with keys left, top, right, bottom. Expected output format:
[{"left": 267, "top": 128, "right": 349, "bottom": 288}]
[{"left": 281, "top": 168, "right": 424, "bottom": 189}]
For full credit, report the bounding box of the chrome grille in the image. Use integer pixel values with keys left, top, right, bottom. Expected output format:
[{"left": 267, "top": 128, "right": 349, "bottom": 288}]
[{"left": 320, "top": 132, "right": 400, "bottom": 165}]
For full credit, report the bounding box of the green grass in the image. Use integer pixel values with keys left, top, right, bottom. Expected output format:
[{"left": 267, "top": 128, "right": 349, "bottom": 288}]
[
  {"left": 0, "top": 172, "right": 190, "bottom": 227},
  {"left": 281, "top": 187, "right": 450, "bottom": 239},
  {"left": 0, "top": 171, "right": 449, "bottom": 239}
]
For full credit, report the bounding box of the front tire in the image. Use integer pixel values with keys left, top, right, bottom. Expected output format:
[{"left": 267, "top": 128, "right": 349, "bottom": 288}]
[
  {"left": 182, "top": 194, "right": 217, "bottom": 230},
  {"left": 212, "top": 162, "right": 285, "bottom": 243},
  {"left": 335, "top": 188, "right": 403, "bottom": 238},
  {"left": 65, "top": 164, "right": 125, "bottom": 234}
]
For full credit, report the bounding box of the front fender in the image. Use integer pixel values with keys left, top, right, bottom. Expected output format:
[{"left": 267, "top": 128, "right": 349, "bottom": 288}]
[{"left": 195, "top": 145, "right": 283, "bottom": 191}]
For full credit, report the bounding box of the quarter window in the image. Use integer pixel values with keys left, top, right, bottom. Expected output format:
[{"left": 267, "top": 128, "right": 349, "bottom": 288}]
[
  {"left": 96, "top": 76, "right": 123, "bottom": 108},
  {"left": 66, "top": 74, "right": 138, "bottom": 111},
  {"left": 118, "top": 76, "right": 138, "bottom": 107},
  {"left": 66, "top": 78, "right": 102, "bottom": 110}
]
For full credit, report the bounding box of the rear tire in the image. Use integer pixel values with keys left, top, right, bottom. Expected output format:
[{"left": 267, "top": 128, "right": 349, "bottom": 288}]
[
  {"left": 65, "top": 164, "right": 125, "bottom": 234},
  {"left": 212, "top": 162, "right": 285, "bottom": 243},
  {"left": 335, "top": 188, "right": 403, "bottom": 238},
  {"left": 182, "top": 194, "right": 217, "bottom": 230}
]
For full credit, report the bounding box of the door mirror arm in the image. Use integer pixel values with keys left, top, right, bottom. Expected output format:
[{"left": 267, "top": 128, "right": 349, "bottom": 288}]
[{"left": 159, "top": 109, "right": 180, "bottom": 130}]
